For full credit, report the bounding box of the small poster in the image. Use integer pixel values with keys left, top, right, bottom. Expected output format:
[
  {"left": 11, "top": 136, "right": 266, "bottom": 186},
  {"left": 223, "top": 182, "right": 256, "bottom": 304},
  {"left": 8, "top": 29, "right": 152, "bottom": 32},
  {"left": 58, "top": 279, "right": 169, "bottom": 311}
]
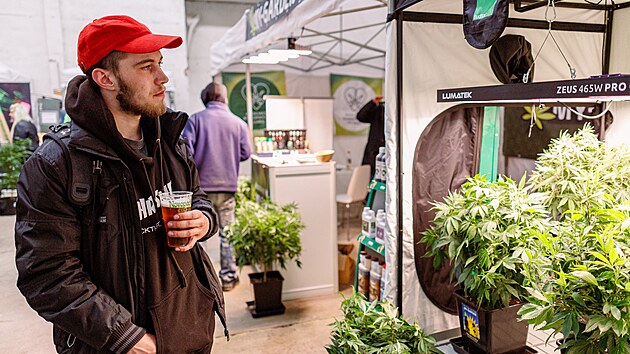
[
  {"left": 330, "top": 74, "right": 383, "bottom": 136},
  {"left": 0, "top": 82, "right": 31, "bottom": 126},
  {"left": 222, "top": 71, "right": 287, "bottom": 131},
  {"left": 461, "top": 303, "right": 481, "bottom": 342}
]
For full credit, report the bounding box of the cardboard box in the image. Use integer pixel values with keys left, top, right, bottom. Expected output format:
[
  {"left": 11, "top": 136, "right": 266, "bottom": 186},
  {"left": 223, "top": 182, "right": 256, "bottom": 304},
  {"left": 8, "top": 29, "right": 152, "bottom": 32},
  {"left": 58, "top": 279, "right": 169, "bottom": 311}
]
[{"left": 338, "top": 253, "right": 356, "bottom": 285}]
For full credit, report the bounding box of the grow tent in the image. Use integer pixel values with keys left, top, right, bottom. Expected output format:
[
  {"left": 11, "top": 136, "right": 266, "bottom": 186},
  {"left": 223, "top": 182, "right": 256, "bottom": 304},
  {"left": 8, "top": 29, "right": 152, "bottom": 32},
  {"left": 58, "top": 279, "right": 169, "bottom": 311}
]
[{"left": 384, "top": 0, "right": 630, "bottom": 334}]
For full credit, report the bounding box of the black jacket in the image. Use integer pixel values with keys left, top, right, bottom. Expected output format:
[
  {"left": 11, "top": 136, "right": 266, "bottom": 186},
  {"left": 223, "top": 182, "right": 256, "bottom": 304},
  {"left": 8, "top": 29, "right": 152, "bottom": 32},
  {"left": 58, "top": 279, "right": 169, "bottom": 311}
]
[
  {"left": 356, "top": 100, "right": 385, "bottom": 176},
  {"left": 15, "top": 76, "right": 226, "bottom": 353}
]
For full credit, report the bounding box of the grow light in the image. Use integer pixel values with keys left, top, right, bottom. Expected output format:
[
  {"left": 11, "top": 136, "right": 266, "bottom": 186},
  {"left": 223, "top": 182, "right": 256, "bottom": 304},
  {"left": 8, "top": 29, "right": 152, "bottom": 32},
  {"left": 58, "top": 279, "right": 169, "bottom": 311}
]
[{"left": 437, "top": 75, "right": 630, "bottom": 104}]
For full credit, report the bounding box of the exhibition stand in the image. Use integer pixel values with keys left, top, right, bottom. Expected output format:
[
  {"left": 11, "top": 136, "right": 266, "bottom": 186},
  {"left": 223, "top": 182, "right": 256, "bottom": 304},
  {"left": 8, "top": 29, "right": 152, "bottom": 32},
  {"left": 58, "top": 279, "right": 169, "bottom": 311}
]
[{"left": 386, "top": 0, "right": 630, "bottom": 338}]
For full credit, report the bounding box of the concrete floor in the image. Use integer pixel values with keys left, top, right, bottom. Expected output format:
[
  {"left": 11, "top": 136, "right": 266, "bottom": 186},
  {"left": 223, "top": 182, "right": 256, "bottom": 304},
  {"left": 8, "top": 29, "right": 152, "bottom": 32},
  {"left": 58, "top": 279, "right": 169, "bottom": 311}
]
[
  {"left": 1, "top": 213, "right": 560, "bottom": 353},
  {"left": 0, "top": 214, "right": 354, "bottom": 353}
]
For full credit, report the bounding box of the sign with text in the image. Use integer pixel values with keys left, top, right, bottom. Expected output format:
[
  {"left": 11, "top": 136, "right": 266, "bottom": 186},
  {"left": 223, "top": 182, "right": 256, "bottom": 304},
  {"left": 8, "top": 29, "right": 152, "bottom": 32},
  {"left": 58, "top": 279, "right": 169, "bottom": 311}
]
[
  {"left": 246, "top": 0, "right": 305, "bottom": 40},
  {"left": 222, "top": 71, "right": 286, "bottom": 130},
  {"left": 330, "top": 74, "right": 383, "bottom": 136},
  {"left": 437, "top": 75, "right": 630, "bottom": 103},
  {"left": 503, "top": 105, "right": 610, "bottom": 159}
]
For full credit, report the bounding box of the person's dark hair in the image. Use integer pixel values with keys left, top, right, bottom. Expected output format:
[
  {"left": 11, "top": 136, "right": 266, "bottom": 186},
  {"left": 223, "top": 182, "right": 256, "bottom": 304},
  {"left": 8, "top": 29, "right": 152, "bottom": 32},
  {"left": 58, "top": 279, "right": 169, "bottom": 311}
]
[
  {"left": 200, "top": 82, "right": 226, "bottom": 105},
  {"left": 86, "top": 50, "right": 128, "bottom": 88}
]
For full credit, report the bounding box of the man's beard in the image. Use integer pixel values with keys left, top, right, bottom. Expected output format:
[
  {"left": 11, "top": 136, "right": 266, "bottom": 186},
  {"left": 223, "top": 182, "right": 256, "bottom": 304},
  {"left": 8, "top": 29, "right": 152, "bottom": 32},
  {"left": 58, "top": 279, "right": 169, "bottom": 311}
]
[{"left": 116, "top": 76, "right": 166, "bottom": 118}]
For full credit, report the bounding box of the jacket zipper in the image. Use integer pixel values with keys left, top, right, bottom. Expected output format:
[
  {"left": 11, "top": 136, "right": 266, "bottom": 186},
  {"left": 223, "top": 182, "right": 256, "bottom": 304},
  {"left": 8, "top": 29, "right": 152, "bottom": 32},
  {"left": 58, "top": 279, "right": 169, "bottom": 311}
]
[{"left": 172, "top": 140, "right": 229, "bottom": 336}]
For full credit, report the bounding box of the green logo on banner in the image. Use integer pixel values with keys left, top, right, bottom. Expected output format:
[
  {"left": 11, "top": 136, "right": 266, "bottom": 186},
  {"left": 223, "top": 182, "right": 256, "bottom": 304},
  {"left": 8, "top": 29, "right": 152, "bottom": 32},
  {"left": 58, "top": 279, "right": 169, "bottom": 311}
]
[
  {"left": 229, "top": 77, "right": 281, "bottom": 130},
  {"left": 473, "top": 0, "right": 498, "bottom": 21}
]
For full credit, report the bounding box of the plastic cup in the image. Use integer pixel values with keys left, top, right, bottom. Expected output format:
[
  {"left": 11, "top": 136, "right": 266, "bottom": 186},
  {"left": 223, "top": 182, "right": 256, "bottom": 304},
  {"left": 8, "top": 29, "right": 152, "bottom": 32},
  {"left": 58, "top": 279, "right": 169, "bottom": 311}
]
[{"left": 159, "top": 191, "right": 193, "bottom": 248}]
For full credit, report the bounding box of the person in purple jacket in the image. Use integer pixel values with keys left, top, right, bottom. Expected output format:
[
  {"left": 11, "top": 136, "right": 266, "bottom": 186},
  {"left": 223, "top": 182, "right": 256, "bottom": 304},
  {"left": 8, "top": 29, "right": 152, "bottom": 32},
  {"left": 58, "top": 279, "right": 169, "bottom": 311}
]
[{"left": 183, "top": 82, "right": 252, "bottom": 291}]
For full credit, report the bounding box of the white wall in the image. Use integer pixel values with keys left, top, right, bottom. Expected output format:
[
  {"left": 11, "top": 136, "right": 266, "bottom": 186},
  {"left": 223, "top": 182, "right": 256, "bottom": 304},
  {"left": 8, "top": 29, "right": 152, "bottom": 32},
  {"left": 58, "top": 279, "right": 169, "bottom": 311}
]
[
  {"left": 0, "top": 0, "right": 192, "bottom": 117},
  {"left": 185, "top": 1, "right": 253, "bottom": 114}
]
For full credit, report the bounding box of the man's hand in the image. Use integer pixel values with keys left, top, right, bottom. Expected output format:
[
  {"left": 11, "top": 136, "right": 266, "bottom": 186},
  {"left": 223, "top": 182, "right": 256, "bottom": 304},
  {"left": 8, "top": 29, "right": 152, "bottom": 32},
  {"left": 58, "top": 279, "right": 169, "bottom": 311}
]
[
  {"left": 128, "top": 333, "right": 156, "bottom": 354},
  {"left": 167, "top": 209, "right": 210, "bottom": 252},
  {"left": 372, "top": 96, "right": 383, "bottom": 104}
]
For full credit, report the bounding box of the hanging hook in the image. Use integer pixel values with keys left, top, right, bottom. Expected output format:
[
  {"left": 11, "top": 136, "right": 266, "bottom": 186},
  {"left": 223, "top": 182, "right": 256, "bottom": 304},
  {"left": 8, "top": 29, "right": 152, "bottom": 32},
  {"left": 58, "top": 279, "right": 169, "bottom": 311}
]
[{"left": 525, "top": 0, "right": 577, "bottom": 82}]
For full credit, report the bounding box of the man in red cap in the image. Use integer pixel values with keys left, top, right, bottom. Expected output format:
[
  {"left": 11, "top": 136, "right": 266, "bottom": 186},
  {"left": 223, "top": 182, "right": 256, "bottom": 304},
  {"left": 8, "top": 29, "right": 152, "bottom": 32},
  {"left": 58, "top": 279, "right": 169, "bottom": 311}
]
[{"left": 15, "top": 15, "right": 227, "bottom": 353}]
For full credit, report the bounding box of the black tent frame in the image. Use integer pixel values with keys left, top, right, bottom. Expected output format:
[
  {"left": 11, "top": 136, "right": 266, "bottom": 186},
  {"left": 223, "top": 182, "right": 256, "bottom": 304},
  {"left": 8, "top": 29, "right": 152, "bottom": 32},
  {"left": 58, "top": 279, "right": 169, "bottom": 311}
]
[{"left": 387, "top": 0, "right": 629, "bottom": 315}]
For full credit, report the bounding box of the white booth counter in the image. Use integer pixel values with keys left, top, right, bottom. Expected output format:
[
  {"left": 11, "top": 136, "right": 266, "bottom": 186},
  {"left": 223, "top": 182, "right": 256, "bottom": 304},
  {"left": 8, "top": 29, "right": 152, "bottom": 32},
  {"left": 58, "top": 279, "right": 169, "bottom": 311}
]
[{"left": 252, "top": 154, "right": 338, "bottom": 300}]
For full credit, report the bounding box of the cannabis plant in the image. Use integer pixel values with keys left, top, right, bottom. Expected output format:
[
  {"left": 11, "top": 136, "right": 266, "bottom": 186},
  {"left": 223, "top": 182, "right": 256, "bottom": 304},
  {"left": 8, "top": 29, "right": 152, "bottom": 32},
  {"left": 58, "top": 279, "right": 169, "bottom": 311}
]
[
  {"left": 225, "top": 199, "right": 304, "bottom": 281},
  {"left": 520, "top": 126, "right": 630, "bottom": 353},
  {"left": 421, "top": 174, "right": 550, "bottom": 309},
  {"left": 520, "top": 206, "right": 630, "bottom": 354},
  {"left": 528, "top": 125, "right": 630, "bottom": 217},
  {"left": 0, "top": 138, "right": 31, "bottom": 190},
  {"left": 326, "top": 292, "right": 442, "bottom": 354},
  {"left": 235, "top": 176, "right": 254, "bottom": 205}
]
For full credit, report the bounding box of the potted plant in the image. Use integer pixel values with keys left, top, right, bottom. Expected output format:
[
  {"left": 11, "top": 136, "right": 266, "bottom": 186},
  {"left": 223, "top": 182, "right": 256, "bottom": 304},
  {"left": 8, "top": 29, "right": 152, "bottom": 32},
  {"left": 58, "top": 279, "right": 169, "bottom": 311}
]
[
  {"left": 326, "top": 291, "right": 442, "bottom": 354},
  {"left": 0, "top": 138, "right": 31, "bottom": 215},
  {"left": 520, "top": 126, "right": 630, "bottom": 353},
  {"left": 225, "top": 199, "right": 304, "bottom": 317},
  {"left": 421, "top": 174, "right": 551, "bottom": 353}
]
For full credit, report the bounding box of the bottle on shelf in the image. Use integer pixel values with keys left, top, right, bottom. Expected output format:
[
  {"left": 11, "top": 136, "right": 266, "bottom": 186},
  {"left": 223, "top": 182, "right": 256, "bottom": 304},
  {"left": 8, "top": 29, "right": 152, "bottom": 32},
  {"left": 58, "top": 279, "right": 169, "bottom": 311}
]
[
  {"left": 375, "top": 209, "right": 386, "bottom": 244},
  {"left": 358, "top": 253, "right": 370, "bottom": 298},
  {"left": 364, "top": 254, "right": 372, "bottom": 271},
  {"left": 369, "top": 210, "right": 376, "bottom": 239},
  {"left": 369, "top": 265, "right": 381, "bottom": 302},
  {"left": 358, "top": 263, "right": 370, "bottom": 298},
  {"left": 361, "top": 207, "right": 375, "bottom": 238}
]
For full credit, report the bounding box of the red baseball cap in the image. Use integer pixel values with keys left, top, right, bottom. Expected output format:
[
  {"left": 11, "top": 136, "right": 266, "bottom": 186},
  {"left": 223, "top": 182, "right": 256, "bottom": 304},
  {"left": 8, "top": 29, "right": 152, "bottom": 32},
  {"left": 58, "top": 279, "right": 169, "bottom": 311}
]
[{"left": 77, "top": 15, "right": 183, "bottom": 73}]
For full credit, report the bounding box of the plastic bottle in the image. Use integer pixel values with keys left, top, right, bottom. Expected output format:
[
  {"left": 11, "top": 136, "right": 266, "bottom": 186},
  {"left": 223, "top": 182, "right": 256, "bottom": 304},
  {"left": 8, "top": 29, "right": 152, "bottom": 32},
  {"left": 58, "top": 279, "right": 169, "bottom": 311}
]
[
  {"left": 375, "top": 209, "right": 386, "bottom": 244},
  {"left": 375, "top": 147, "right": 385, "bottom": 182},
  {"left": 371, "top": 259, "right": 382, "bottom": 276},
  {"left": 358, "top": 263, "right": 370, "bottom": 297},
  {"left": 361, "top": 207, "right": 374, "bottom": 238},
  {"left": 364, "top": 255, "right": 372, "bottom": 271},
  {"left": 368, "top": 209, "right": 376, "bottom": 239},
  {"left": 369, "top": 269, "right": 381, "bottom": 302}
]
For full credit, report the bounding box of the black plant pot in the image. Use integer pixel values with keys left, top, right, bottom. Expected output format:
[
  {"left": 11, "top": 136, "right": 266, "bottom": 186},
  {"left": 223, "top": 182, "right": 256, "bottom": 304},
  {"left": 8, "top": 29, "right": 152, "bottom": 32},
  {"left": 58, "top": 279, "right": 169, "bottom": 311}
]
[
  {"left": 247, "top": 271, "right": 286, "bottom": 318},
  {"left": 454, "top": 291, "right": 529, "bottom": 354},
  {"left": 0, "top": 197, "right": 16, "bottom": 215}
]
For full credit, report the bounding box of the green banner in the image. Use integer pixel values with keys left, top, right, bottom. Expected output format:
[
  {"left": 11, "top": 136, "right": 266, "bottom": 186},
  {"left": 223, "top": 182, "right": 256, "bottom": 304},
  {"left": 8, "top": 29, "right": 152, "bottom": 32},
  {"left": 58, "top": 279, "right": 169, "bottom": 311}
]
[
  {"left": 222, "top": 71, "right": 286, "bottom": 130},
  {"left": 330, "top": 74, "right": 383, "bottom": 136}
]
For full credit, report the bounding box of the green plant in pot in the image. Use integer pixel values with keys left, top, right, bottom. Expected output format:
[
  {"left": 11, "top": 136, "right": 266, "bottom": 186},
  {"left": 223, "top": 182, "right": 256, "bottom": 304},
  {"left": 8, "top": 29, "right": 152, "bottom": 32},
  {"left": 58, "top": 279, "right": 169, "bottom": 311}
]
[
  {"left": 0, "top": 138, "right": 31, "bottom": 215},
  {"left": 225, "top": 199, "right": 304, "bottom": 317},
  {"left": 521, "top": 207, "right": 630, "bottom": 354},
  {"left": 421, "top": 174, "right": 551, "bottom": 353},
  {"left": 326, "top": 291, "right": 442, "bottom": 354},
  {"left": 519, "top": 126, "right": 630, "bottom": 353}
]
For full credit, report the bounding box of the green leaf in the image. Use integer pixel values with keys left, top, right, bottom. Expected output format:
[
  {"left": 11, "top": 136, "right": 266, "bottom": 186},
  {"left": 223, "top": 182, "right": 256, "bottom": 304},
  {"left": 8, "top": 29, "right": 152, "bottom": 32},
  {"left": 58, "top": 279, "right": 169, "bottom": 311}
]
[{"left": 570, "top": 270, "right": 598, "bottom": 286}]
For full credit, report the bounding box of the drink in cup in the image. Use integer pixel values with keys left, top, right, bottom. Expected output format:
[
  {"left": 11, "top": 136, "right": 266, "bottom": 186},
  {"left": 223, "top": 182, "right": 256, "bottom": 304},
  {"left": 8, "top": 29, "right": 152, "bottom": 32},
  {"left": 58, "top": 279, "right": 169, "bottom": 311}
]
[{"left": 160, "top": 191, "right": 193, "bottom": 247}]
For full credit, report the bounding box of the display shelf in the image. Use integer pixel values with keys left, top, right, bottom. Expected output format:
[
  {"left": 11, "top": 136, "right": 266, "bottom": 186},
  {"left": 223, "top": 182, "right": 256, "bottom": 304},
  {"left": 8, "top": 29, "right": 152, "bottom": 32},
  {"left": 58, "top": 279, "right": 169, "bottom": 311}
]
[
  {"left": 369, "top": 180, "right": 386, "bottom": 192},
  {"left": 366, "top": 180, "right": 385, "bottom": 206},
  {"left": 358, "top": 234, "right": 385, "bottom": 257}
]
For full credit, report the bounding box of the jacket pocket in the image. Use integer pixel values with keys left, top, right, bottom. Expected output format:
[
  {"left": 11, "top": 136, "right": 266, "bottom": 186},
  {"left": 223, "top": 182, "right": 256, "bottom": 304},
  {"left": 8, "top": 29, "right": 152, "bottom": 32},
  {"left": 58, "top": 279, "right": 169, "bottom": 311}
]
[{"left": 150, "top": 268, "right": 216, "bottom": 353}]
